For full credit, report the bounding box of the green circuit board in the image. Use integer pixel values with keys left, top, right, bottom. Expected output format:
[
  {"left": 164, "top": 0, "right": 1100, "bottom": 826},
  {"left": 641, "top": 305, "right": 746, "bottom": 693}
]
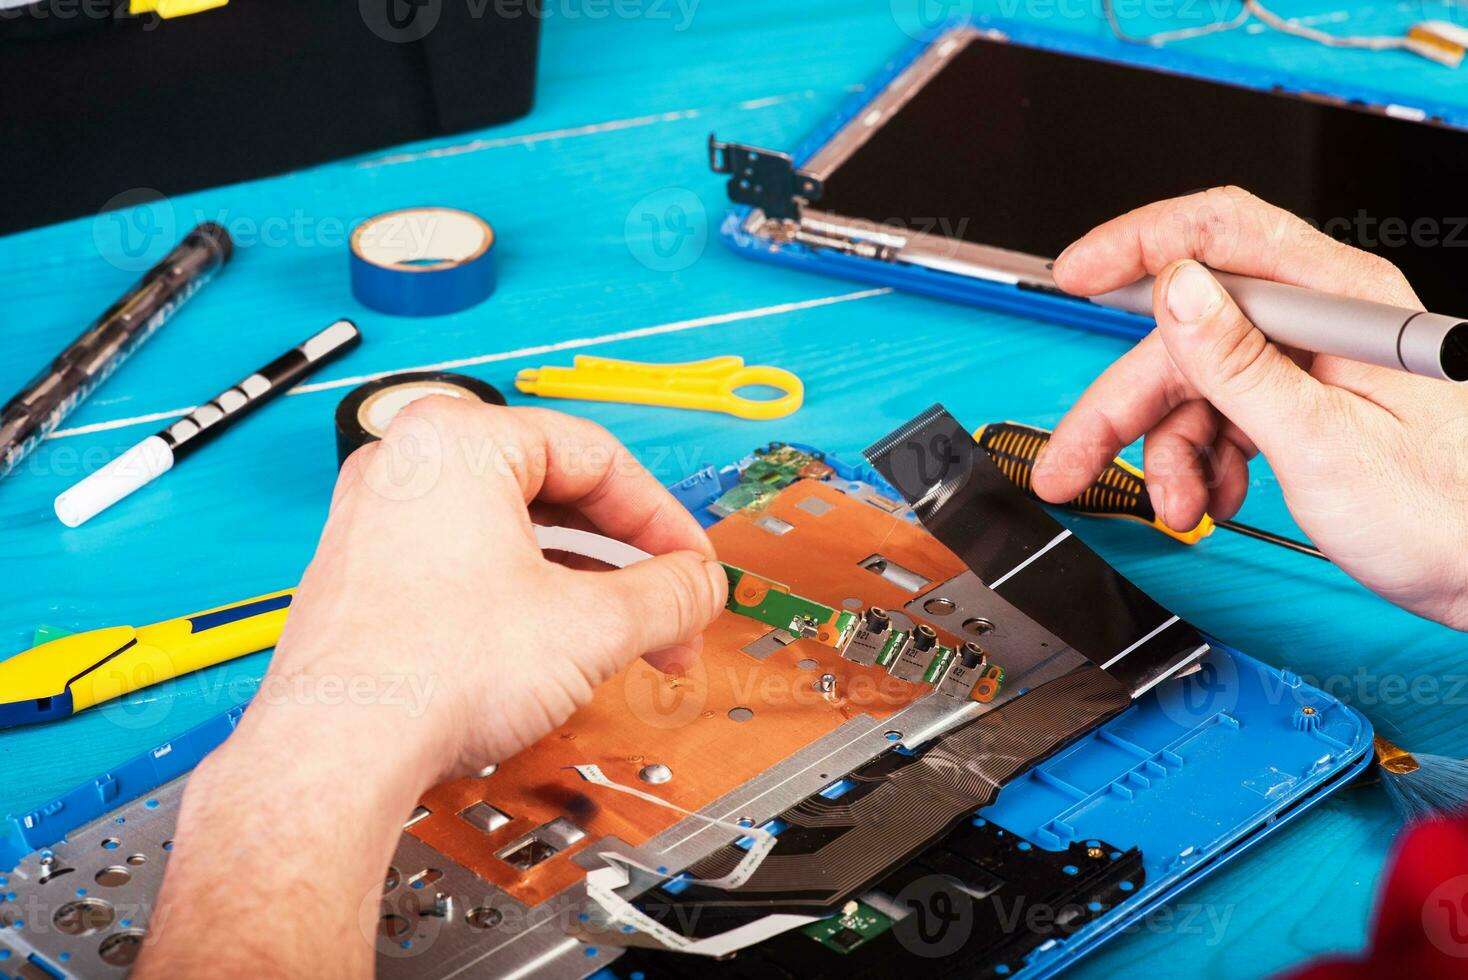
[
  {"left": 722, "top": 562, "right": 858, "bottom": 648},
  {"left": 801, "top": 900, "right": 895, "bottom": 954},
  {"left": 708, "top": 443, "right": 833, "bottom": 517}
]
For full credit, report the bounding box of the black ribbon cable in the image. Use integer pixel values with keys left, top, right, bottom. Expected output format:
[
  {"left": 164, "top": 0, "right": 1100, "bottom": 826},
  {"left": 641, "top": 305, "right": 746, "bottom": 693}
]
[
  {"left": 642, "top": 665, "right": 1133, "bottom": 923},
  {"left": 863, "top": 404, "right": 1208, "bottom": 695}
]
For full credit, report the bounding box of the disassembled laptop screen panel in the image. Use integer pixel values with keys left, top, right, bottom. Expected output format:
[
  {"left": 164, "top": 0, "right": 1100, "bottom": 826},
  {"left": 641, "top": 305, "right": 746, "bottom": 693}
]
[{"left": 773, "top": 26, "right": 1468, "bottom": 312}]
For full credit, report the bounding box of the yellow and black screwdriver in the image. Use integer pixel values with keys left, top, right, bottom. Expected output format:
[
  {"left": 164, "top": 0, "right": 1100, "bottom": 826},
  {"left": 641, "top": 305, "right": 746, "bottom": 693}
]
[{"left": 976, "top": 421, "right": 1327, "bottom": 561}]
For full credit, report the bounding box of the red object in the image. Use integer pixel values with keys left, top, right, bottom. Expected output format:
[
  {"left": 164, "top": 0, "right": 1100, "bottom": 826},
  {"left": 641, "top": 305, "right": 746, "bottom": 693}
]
[{"left": 1289, "top": 816, "right": 1468, "bottom": 977}]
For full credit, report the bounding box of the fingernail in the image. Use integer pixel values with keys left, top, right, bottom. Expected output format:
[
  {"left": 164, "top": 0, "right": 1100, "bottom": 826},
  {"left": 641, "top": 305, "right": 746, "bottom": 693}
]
[
  {"left": 1166, "top": 261, "right": 1222, "bottom": 323},
  {"left": 1053, "top": 241, "right": 1080, "bottom": 275},
  {"left": 1147, "top": 482, "right": 1168, "bottom": 528},
  {"left": 647, "top": 648, "right": 690, "bottom": 678},
  {"left": 704, "top": 560, "right": 730, "bottom": 618},
  {"left": 650, "top": 642, "right": 699, "bottom": 676},
  {"left": 1032, "top": 443, "right": 1053, "bottom": 479}
]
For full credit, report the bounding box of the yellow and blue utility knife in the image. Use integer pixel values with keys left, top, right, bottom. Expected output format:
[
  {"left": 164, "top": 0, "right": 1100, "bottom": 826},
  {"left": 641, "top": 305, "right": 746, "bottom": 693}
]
[{"left": 0, "top": 589, "right": 294, "bottom": 729}]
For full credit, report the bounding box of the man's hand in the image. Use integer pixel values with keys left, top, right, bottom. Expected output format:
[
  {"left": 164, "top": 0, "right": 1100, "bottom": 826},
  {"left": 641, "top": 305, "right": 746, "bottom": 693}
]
[
  {"left": 274, "top": 396, "right": 728, "bottom": 771},
  {"left": 1033, "top": 186, "right": 1468, "bottom": 629},
  {"left": 138, "top": 399, "right": 727, "bottom": 978}
]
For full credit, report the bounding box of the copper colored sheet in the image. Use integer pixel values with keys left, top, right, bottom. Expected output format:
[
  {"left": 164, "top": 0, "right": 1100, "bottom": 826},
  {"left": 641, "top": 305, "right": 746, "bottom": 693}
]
[{"left": 408, "top": 480, "right": 969, "bottom": 906}]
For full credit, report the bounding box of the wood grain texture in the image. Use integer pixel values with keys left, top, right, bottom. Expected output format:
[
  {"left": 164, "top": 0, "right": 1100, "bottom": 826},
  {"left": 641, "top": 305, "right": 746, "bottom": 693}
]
[{"left": 0, "top": 2, "right": 1463, "bottom": 976}]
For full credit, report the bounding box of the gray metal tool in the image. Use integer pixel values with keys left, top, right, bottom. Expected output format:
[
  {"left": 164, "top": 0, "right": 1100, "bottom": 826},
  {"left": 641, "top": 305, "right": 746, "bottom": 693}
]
[{"left": 1094, "top": 270, "right": 1468, "bottom": 382}]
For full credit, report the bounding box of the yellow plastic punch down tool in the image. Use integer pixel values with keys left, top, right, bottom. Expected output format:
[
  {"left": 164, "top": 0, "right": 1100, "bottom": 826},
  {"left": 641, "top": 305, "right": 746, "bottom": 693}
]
[
  {"left": 0, "top": 589, "right": 294, "bottom": 729},
  {"left": 516, "top": 355, "right": 804, "bottom": 420}
]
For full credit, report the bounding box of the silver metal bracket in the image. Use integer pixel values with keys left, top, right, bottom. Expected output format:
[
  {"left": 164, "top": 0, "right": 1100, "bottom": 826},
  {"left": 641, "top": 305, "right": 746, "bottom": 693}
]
[{"left": 708, "top": 134, "right": 823, "bottom": 222}]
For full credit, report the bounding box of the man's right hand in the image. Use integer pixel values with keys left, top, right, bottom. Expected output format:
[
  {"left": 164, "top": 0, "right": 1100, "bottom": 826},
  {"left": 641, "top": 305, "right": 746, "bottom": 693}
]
[{"left": 1032, "top": 186, "right": 1468, "bottom": 629}]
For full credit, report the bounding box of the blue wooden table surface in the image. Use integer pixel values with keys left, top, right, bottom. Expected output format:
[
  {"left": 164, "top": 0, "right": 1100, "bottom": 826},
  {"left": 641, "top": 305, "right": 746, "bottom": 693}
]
[{"left": 2, "top": 2, "right": 1466, "bottom": 976}]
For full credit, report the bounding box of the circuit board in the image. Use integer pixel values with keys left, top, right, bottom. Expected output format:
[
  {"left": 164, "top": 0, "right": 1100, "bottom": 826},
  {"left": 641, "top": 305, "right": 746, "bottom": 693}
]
[
  {"left": 713, "top": 444, "right": 1005, "bottom": 691},
  {"left": 722, "top": 564, "right": 859, "bottom": 648},
  {"left": 800, "top": 900, "right": 894, "bottom": 955},
  {"left": 722, "top": 562, "right": 1004, "bottom": 695},
  {"left": 707, "top": 443, "right": 834, "bottom": 518},
  {"left": 617, "top": 817, "right": 1144, "bottom": 978}
]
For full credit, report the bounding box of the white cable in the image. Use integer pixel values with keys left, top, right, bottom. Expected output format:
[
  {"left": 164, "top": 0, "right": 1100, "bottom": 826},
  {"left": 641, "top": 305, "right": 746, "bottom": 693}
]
[
  {"left": 532, "top": 525, "right": 653, "bottom": 568},
  {"left": 1246, "top": 0, "right": 1408, "bottom": 51},
  {"left": 1104, "top": 0, "right": 1249, "bottom": 46},
  {"left": 570, "top": 764, "right": 818, "bottom": 956},
  {"left": 1103, "top": 0, "right": 1441, "bottom": 61}
]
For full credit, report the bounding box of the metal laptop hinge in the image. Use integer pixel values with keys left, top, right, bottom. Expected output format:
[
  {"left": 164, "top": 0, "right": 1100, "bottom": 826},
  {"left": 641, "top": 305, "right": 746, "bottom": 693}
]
[
  {"left": 783, "top": 224, "right": 900, "bottom": 261},
  {"left": 709, "top": 134, "right": 824, "bottom": 222}
]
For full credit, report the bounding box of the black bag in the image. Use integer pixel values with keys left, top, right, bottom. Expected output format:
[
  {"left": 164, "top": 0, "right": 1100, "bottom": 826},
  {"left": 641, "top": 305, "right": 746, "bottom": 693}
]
[{"left": 0, "top": 0, "right": 542, "bottom": 234}]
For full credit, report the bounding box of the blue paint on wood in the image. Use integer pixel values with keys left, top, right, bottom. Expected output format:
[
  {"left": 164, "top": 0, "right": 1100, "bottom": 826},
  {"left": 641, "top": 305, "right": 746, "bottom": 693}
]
[{"left": 1, "top": 3, "right": 1463, "bottom": 975}]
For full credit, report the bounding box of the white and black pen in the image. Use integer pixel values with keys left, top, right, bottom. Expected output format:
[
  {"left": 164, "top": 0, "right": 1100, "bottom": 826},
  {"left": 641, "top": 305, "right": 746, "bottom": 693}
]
[{"left": 54, "top": 319, "right": 362, "bottom": 527}]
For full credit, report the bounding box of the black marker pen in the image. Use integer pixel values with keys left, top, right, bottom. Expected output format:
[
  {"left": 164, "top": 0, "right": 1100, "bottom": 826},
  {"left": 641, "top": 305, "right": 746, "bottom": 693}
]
[
  {"left": 54, "top": 319, "right": 362, "bottom": 527},
  {"left": 0, "top": 223, "right": 234, "bottom": 479}
]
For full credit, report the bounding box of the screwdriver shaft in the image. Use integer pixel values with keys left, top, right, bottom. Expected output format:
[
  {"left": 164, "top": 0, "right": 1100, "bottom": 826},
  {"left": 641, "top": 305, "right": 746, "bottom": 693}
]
[{"left": 1215, "top": 520, "right": 1328, "bottom": 560}]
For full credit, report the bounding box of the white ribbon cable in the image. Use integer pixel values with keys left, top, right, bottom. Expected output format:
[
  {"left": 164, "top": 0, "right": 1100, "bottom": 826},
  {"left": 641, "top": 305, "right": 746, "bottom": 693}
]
[
  {"left": 532, "top": 525, "right": 653, "bottom": 568},
  {"left": 570, "top": 764, "right": 818, "bottom": 955}
]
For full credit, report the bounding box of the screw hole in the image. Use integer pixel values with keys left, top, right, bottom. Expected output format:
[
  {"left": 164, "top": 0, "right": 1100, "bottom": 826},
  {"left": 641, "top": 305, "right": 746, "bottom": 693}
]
[
  {"left": 94, "top": 867, "right": 131, "bottom": 888},
  {"left": 379, "top": 913, "right": 412, "bottom": 940},
  {"left": 99, "top": 930, "right": 145, "bottom": 967},
  {"left": 466, "top": 906, "right": 503, "bottom": 930},
  {"left": 962, "top": 617, "right": 997, "bottom": 636},
  {"left": 52, "top": 899, "right": 113, "bottom": 937}
]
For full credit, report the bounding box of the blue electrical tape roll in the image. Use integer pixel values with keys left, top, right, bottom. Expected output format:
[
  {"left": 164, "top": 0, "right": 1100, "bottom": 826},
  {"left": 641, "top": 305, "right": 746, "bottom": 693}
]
[{"left": 350, "top": 207, "right": 497, "bottom": 316}]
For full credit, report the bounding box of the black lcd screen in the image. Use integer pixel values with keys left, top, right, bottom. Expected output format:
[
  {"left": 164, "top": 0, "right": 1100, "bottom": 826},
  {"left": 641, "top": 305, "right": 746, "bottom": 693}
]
[{"left": 815, "top": 35, "right": 1468, "bottom": 313}]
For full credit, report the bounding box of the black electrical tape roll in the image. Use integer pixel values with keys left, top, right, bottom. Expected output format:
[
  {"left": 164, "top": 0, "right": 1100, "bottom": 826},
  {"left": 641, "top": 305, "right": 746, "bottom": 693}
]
[{"left": 334, "top": 371, "right": 507, "bottom": 466}]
